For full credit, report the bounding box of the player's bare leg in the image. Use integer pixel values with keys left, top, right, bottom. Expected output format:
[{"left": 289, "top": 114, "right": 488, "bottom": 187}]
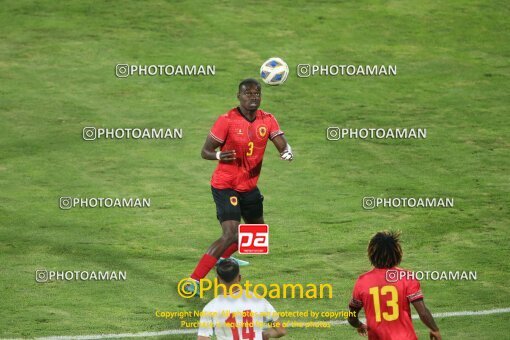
[
  {"left": 209, "top": 220, "right": 250, "bottom": 266},
  {"left": 188, "top": 220, "right": 240, "bottom": 293},
  {"left": 218, "top": 215, "right": 264, "bottom": 266},
  {"left": 205, "top": 220, "right": 239, "bottom": 258}
]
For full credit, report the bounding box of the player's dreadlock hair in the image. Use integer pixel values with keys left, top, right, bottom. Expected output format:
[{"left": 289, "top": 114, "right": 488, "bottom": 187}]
[
  {"left": 216, "top": 258, "right": 240, "bottom": 283},
  {"left": 238, "top": 78, "right": 261, "bottom": 92},
  {"left": 368, "top": 231, "right": 403, "bottom": 269}
]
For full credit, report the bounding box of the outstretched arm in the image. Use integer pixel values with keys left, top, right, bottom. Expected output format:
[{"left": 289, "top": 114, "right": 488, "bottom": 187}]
[
  {"left": 412, "top": 300, "right": 441, "bottom": 340},
  {"left": 201, "top": 135, "right": 236, "bottom": 161},
  {"left": 271, "top": 135, "right": 293, "bottom": 161}
]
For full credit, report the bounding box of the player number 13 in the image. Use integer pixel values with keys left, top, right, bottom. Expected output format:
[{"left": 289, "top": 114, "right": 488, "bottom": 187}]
[{"left": 369, "top": 285, "right": 399, "bottom": 322}]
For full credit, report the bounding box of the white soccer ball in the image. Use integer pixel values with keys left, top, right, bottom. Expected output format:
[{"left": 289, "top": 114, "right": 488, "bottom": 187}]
[{"left": 260, "top": 57, "right": 289, "bottom": 86}]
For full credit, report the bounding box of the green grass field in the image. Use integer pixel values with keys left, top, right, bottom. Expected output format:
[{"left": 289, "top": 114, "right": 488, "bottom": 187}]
[{"left": 1, "top": 0, "right": 509, "bottom": 339}]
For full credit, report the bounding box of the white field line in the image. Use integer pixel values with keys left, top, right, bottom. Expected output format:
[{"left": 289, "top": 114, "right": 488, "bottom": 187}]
[
  {"left": 3, "top": 307, "right": 508, "bottom": 340},
  {"left": 330, "top": 307, "right": 510, "bottom": 326}
]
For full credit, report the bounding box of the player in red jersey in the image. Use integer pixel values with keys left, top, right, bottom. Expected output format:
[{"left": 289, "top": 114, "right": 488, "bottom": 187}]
[
  {"left": 186, "top": 79, "right": 293, "bottom": 292},
  {"left": 348, "top": 231, "right": 442, "bottom": 340}
]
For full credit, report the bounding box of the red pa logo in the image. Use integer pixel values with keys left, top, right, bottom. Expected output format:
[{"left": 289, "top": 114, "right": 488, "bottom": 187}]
[{"left": 238, "top": 224, "right": 269, "bottom": 254}]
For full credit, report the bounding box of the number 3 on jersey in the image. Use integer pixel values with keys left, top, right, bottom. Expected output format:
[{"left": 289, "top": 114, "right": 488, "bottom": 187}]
[
  {"left": 246, "top": 142, "right": 254, "bottom": 156},
  {"left": 369, "top": 285, "right": 399, "bottom": 322}
]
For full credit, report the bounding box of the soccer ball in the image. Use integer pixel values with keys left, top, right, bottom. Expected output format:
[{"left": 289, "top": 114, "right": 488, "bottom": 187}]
[{"left": 260, "top": 57, "right": 289, "bottom": 86}]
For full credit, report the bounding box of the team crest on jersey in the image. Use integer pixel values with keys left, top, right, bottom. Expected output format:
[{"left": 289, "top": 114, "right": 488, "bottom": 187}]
[
  {"left": 258, "top": 126, "right": 267, "bottom": 138},
  {"left": 230, "top": 196, "right": 238, "bottom": 206}
]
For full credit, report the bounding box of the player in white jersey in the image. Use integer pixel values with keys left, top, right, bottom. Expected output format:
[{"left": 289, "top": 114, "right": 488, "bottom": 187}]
[{"left": 197, "top": 259, "right": 286, "bottom": 340}]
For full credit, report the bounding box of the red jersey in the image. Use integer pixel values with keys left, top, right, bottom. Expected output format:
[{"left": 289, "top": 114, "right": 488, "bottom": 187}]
[
  {"left": 349, "top": 267, "right": 423, "bottom": 340},
  {"left": 209, "top": 107, "right": 283, "bottom": 192}
]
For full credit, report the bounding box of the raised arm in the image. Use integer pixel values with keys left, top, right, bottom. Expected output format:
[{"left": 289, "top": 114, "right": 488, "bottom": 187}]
[
  {"left": 201, "top": 135, "right": 236, "bottom": 161},
  {"left": 271, "top": 135, "right": 293, "bottom": 161}
]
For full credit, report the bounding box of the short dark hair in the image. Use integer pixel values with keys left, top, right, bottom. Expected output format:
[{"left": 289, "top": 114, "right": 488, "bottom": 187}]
[
  {"left": 238, "top": 78, "right": 261, "bottom": 92},
  {"left": 216, "top": 258, "right": 240, "bottom": 283},
  {"left": 368, "top": 231, "right": 403, "bottom": 268}
]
